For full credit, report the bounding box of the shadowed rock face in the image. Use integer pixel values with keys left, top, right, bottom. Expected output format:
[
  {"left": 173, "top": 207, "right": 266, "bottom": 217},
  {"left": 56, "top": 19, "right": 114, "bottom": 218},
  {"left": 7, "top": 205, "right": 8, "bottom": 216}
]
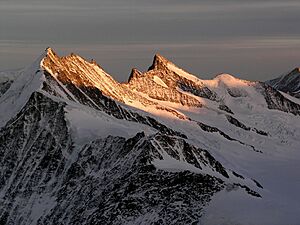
[
  {"left": 225, "top": 115, "right": 268, "bottom": 136},
  {"left": 267, "top": 68, "right": 300, "bottom": 98},
  {"left": 0, "top": 92, "right": 73, "bottom": 224},
  {"left": 38, "top": 133, "right": 228, "bottom": 225},
  {"left": 0, "top": 91, "right": 258, "bottom": 225},
  {"left": 258, "top": 83, "right": 300, "bottom": 115},
  {"left": 0, "top": 80, "right": 13, "bottom": 97}
]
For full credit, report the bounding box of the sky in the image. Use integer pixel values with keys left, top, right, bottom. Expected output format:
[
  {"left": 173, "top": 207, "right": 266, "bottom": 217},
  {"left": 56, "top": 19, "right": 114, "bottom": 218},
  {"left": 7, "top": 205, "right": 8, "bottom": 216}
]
[{"left": 1, "top": 0, "right": 300, "bottom": 82}]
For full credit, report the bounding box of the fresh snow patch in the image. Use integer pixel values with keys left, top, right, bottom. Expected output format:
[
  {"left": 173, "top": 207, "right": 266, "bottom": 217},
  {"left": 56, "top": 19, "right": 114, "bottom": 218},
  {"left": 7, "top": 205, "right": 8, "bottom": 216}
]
[
  {"left": 167, "top": 62, "right": 200, "bottom": 82},
  {"left": 153, "top": 75, "right": 168, "bottom": 88},
  {"left": 152, "top": 157, "right": 202, "bottom": 174},
  {"left": 0, "top": 69, "right": 21, "bottom": 83},
  {"left": 28, "top": 193, "right": 56, "bottom": 225},
  {"left": 279, "top": 91, "right": 300, "bottom": 105},
  {"left": 65, "top": 105, "right": 156, "bottom": 146},
  {"left": 0, "top": 51, "right": 46, "bottom": 128}
]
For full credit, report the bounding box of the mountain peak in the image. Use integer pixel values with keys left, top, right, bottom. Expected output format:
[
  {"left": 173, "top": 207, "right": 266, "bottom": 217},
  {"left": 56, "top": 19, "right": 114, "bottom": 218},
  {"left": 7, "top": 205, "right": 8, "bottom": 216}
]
[
  {"left": 45, "top": 47, "right": 82, "bottom": 63},
  {"left": 40, "top": 48, "right": 130, "bottom": 103},
  {"left": 43, "top": 47, "right": 61, "bottom": 65},
  {"left": 45, "top": 46, "right": 53, "bottom": 52},
  {"left": 214, "top": 73, "right": 239, "bottom": 81},
  {"left": 45, "top": 47, "right": 56, "bottom": 57},
  {"left": 290, "top": 67, "right": 300, "bottom": 74},
  {"left": 154, "top": 53, "right": 168, "bottom": 62},
  {"left": 128, "top": 68, "right": 142, "bottom": 82},
  {"left": 148, "top": 53, "right": 170, "bottom": 71}
]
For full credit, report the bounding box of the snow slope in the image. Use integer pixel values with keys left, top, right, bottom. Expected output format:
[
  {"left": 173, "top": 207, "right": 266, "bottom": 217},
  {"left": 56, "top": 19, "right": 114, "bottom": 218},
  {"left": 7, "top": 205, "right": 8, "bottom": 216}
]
[{"left": 0, "top": 51, "right": 46, "bottom": 127}]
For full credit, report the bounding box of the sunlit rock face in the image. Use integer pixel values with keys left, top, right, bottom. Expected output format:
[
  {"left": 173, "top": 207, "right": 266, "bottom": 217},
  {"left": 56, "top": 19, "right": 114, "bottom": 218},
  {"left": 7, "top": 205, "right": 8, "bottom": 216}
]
[
  {"left": 41, "top": 48, "right": 300, "bottom": 117},
  {"left": 125, "top": 54, "right": 216, "bottom": 107},
  {"left": 42, "top": 48, "right": 158, "bottom": 107},
  {"left": 42, "top": 48, "right": 124, "bottom": 101},
  {"left": 0, "top": 48, "right": 300, "bottom": 225}
]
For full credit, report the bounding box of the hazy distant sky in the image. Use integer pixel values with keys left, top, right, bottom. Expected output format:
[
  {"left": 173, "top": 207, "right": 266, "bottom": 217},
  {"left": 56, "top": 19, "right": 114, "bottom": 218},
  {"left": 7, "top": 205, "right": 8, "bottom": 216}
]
[{"left": 1, "top": 0, "right": 300, "bottom": 81}]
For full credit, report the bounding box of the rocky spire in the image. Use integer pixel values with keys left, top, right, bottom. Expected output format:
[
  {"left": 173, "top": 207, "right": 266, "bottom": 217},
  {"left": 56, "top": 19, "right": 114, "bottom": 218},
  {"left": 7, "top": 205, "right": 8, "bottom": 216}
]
[
  {"left": 128, "top": 68, "right": 143, "bottom": 82},
  {"left": 45, "top": 47, "right": 58, "bottom": 58},
  {"left": 289, "top": 67, "right": 300, "bottom": 75},
  {"left": 148, "top": 54, "right": 169, "bottom": 71}
]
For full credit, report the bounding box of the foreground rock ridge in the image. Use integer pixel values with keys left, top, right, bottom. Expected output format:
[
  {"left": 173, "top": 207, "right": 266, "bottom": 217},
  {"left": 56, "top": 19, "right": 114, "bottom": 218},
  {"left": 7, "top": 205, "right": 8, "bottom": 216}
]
[{"left": 0, "top": 48, "right": 299, "bottom": 225}]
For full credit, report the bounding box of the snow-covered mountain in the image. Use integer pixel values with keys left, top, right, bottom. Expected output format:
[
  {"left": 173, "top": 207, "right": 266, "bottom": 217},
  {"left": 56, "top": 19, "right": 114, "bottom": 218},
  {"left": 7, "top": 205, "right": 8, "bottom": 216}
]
[
  {"left": 0, "top": 69, "right": 21, "bottom": 97},
  {"left": 267, "top": 67, "right": 300, "bottom": 98},
  {"left": 0, "top": 48, "right": 300, "bottom": 225}
]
